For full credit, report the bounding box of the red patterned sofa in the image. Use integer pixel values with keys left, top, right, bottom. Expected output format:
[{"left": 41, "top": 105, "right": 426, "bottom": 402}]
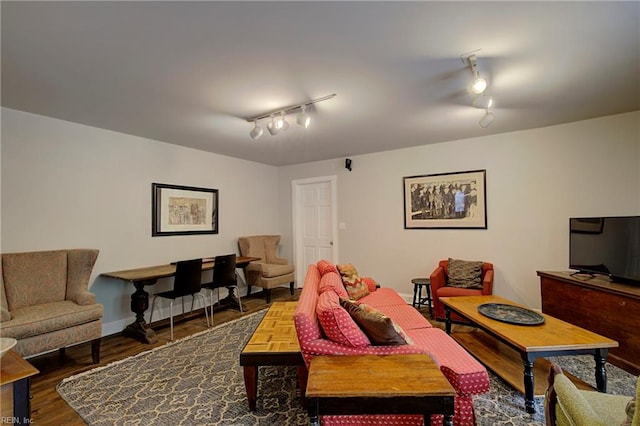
[{"left": 294, "top": 261, "right": 490, "bottom": 426}]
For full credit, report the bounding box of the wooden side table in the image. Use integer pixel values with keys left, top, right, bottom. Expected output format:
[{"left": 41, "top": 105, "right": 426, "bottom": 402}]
[
  {"left": 306, "top": 354, "right": 455, "bottom": 426},
  {"left": 412, "top": 277, "right": 433, "bottom": 317},
  {"left": 1, "top": 350, "right": 39, "bottom": 423}
]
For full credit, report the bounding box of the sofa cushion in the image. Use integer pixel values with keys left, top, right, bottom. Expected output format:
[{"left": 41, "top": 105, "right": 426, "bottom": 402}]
[
  {"left": 447, "top": 258, "right": 483, "bottom": 289},
  {"left": 358, "top": 287, "right": 407, "bottom": 307},
  {"left": 2, "top": 250, "right": 68, "bottom": 310},
  {"left": 317, "top": 259, "right": 339, "bottom": 276},
  {"left": 376, "top": 303, "right": 432, "bottom": 331},
  {"left": 340, "top": 299, "right": 410, "bottom": 346},
  {"left": 337, "top": 263, "right": 370, "bottom": 300},
  {"left": 316, "top": 291, "right": 370, "bottom": 348},
  {"left": 1, "top": 300, "right": 104, "bottom": 339},
  {"left": 318, "top": 272, "right": 349, "bottom": 298}
]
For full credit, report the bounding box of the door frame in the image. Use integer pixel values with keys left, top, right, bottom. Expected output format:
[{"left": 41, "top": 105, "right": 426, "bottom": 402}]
[{"left": 291, "top": 175, "right": 338, "bottom": 286}]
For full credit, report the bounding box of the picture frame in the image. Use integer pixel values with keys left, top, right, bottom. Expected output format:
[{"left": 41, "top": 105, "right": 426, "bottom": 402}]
[
  {"left": 152, "top": 183, "right": 218, "bottom": 236},
  {"left": 403, "top": 169, "right": 487, "bottom": 229}
]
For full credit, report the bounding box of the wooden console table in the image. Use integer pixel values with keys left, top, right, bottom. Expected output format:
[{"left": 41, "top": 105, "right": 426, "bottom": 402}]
[
  {"left": 538, "top": 270, "right": 640, "bottom": 375},
  {"left": 0, "top": 350, "right": 39, "bottom": 423},
  {"left": 101, "top": 256, "right": 259, "bottom": 344},
  {"left": 306, "top": 354, "right": 455, "bottom": 426}
]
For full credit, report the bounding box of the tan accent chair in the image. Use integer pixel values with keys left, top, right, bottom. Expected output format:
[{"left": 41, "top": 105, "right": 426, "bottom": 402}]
[
  {"left": 238, "top": 235, "right": 295, "bottom": 303},
  {"left": 0, "top": 249, "right": 103, "bottom": 363},
  {"left": 544, "top": 363, "right": 639, "bottom": 426}
]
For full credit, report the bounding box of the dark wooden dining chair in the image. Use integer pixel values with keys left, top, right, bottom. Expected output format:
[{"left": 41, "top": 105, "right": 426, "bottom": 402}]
[
  {"left": 202, "top": 254, "right": 243, "bottom": 316},
  {"left": 149, "top": 258, "right": 210, "bottom": 340}
]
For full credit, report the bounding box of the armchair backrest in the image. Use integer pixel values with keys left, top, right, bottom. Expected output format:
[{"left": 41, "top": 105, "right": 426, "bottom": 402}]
[
  {"left": 238, "top": 235, "right": 282, "bottom": 264},
  {"left": 1, "top": 249, "right": 99, "bottom": 311}
]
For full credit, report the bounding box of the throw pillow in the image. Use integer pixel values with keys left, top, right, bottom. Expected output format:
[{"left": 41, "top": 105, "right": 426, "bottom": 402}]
[
  {"left": 318, "top": 271, "right": 349, "bottom": 298},
  {"left": 339, "top": 299, "right": 410, "bottom": 346},
  {"left": 316, "top": 291, "right": 371, "bottom": 348},
  {"left": 362, "top": 277, "right": 379, "bottom": 293},
  {"left": 337, "top": 263, "right": 370, "bottom": 300},
  {"left": 317, "top": 259, "right": 339, "bottom": 276},
  {"left": 447, "top": 258, "right": 483, "bottom": 289}
]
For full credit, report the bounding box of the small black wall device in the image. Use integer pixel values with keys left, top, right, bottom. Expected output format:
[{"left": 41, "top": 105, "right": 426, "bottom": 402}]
[{"left": 345, "top": 158, "right": 352, "bottom": 171}]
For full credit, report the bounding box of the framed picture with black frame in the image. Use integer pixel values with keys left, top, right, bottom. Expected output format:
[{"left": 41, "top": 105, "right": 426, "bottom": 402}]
[
  {"left": 152, "top": 183, "right": 218, "bottom": 236},
  {"left": 403, "top": 169, "right": 487, "bottom": 229}
]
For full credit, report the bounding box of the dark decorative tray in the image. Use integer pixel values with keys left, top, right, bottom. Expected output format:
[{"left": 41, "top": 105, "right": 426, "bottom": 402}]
[{"left": 477, "top": 303, "right": 545, "bottom": 326}]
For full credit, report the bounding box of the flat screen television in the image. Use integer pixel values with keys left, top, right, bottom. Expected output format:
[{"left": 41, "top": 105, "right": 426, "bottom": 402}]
[{"left": 569, "top": 216, "right": 640, "bottom": 285}]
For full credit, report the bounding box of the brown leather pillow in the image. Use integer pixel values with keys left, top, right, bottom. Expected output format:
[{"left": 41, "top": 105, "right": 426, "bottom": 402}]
[{"left": 339, "top": 298, "right": 409, "bottom": 346}]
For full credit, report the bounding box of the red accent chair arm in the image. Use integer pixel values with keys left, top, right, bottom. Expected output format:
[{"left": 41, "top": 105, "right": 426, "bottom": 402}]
[{"left": 481, "top": 268, "right": 494, "bottom": 295}]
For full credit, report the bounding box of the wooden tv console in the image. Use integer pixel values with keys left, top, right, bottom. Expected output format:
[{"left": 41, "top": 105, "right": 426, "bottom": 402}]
[{"left": 538, "top": 271, "right": 640, "bottom": 375}]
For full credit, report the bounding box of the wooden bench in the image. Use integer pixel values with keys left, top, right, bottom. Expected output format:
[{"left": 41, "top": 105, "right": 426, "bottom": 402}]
[{"left": 239, "top": 301, "right": 304, "bottom": 411}]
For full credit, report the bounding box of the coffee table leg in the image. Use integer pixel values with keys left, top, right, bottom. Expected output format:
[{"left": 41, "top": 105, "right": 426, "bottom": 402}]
[
  {"left": 444, "top": 307, "right": 452, "bottom": 334},
  {"left": 442, "top": 414, "right": 453, "bottom": 426},
  {"left": 243, "top": 365, "right": 258, "bottom": 411},
  {"left": 308, "top": 399, "right": 320, "bottom": 426},
  {"left": 522, "top": 355, "right": 536, "bottom": 413},
  {"left": 594, "top": 349, "right": 608, "bottom": 392}
]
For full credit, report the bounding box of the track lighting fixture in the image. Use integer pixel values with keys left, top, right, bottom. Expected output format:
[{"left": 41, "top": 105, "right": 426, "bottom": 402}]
[
  {"left": 245, "top": 94, "right": 336, "bottom": 139},
  {"left": 249, "top": 121, "right": 263, "bottom": 140},
  {"left": 472, "top": 94, "right": 493, "bottom": 110}
]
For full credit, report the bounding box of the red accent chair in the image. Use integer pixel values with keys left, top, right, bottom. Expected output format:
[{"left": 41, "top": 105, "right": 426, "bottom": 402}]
[{"left": 430, "top": 259, "right": 494, "bottom": 322}]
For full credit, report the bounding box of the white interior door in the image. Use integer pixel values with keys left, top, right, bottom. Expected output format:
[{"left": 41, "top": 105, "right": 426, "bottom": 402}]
[{"left": 292, "top": 176, "right": 338, "bottom": 286}]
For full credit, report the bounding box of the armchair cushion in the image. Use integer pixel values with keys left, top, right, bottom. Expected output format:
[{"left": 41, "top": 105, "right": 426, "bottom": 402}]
[
  {"left": 247, "top": 262, "right": 294, "bottom": 278},
  {"left": 337, "top": 263, "right": 370, "bottom": 300},
  {"left": 447, "top": 258, "right": 483, "bottom": 289}
]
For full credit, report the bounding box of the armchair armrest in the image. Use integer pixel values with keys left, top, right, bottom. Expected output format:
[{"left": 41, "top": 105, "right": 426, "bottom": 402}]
[
  {"left": 74, "top": 291, "right": 97, "bottom": 306},
  {"left": 482, "top": 269, "right": 494, "bottom": 295}
]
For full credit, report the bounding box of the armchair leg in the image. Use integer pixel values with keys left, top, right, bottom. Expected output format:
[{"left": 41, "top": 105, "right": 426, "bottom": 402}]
[
  {"left": 91, "top": 338, "right": 101, "bottom": 364},
  {"left": 246, "top": 285, "right": 252, "bottom": 297},
  {"left": 59, "top": 347, "right": 66, "bottom": 363},
  {"left": 289, "top": 281, "right": 295, "bottom": 295},
  {"left": 264, "top": 289, "right": 271, "bottom": 304}
]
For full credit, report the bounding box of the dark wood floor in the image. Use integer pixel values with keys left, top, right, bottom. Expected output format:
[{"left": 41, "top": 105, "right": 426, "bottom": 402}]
[{"left": 26, "top": 287, "right": 300, "bottom": 426}]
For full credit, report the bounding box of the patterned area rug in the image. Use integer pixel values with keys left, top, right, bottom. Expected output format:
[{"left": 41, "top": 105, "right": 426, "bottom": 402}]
[{"left": 57, "top": 310, "right": 637, "bottom": 425}]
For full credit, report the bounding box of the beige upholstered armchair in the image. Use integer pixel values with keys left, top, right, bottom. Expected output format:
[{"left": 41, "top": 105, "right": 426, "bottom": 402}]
[
  {"left": 238, "top": 235, "right": 295, "bottom": 303},
  {"left": 545, "top": 363, "right": 639, "bottom": 426},
  {"left": 0, "top": 249, "right": 103, "bottom": 363}
]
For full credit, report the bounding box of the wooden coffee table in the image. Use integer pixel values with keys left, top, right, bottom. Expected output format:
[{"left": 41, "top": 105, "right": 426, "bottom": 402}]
[
  {"left": 306, "top": 354, "right": 455, "bottom": 426},
  {"left": 440, "top": 295, "right": 618, "bottom": 413},
  {"left": 239, "top": 301, "right": 304, "bottom": 411}
]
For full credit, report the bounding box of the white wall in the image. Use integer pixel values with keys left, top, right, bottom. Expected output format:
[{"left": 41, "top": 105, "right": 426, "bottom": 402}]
[
  {"left": 1, "top": 108, "right": 281, "bottom": 335},
  {"left": 278, "top": 112, "right": 640, "bottom": 308}
]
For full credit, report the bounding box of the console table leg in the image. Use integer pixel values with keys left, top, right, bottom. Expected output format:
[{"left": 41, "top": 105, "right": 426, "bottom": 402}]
[
  {"left": 594, "top": 349, "right": 608, "bottom": 392},
  {"left": 444, "top": 307, "right": 452, "bottom": 335},
  {"left": 522, "top": 356, "right": 536, "bottom": 413},
  {"left": 123, "top": 280, "right": 158, "bottom": 344}
]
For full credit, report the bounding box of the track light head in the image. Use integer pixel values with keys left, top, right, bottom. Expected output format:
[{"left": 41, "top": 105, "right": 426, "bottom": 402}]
[
  {"left": 249, "top": 121, "right": 263, "bottom": 140},
  {"left": 297, "top": 105, "right": 311, "bottom": 128},
  {"left": 472, "top": 94, "right": 493, "bottom": 110},
  {"left": 471, "top": 77, "right": 487, "bottom": 94},
  {"left": 267, "top": 115, "right": 279, "bottom": 135},
  {"left": 275, "top": 111, "right": 289, "bottom": 131},
  {"left": 479, "top": 110, "right": 495, "bottom": 128}
]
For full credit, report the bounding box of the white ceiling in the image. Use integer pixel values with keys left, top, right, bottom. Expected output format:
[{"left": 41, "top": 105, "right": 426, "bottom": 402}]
[{"left": 2, "top": 1, "right": 639, "bottom": 166}]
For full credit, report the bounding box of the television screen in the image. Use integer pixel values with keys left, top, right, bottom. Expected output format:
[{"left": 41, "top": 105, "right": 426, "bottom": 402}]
[{"left": 569, "top": 216, "right": 640, "bottom": 285}]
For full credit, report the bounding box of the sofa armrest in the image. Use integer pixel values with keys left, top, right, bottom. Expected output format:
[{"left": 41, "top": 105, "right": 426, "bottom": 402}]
[
  {"left": 362, "top": 277, "right": 378, "bottom": 293},
  {"left": 482, "top": 269, "right": 494, "bottom": 295}
]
